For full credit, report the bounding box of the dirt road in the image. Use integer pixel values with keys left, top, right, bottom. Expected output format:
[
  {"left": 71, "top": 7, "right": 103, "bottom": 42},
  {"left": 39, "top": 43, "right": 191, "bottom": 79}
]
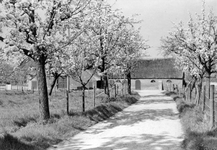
[{"left": 48, "top": 90, "right": 183, "bottom": 150}]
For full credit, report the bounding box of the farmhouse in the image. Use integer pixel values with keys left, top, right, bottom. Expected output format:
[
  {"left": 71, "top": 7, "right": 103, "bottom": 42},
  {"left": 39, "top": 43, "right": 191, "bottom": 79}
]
[
  {"left": 27, "top": 58, "right": 183, "bottom": 91},
  {"left": 110, "top": 58, "right": 184, "bottom": 91},
  {"left": 27, "top": 70, "right": 101, "bottom": 91},
  {"left": 55, "top": 70, "right": 101, "bottom": 90}
]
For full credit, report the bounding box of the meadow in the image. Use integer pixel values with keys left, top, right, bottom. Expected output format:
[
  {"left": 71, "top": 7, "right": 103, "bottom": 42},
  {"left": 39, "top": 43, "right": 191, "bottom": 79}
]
[{"left": 0, "top": 88, "right": 139, "bottom": 150}]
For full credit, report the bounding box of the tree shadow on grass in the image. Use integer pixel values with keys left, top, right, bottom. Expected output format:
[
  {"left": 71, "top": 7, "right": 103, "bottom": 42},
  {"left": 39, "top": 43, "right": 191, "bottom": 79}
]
[
  {"left": 13, "top": 117, "right": 37, "bottom": 128},
  {"left": 0, "top": 133, "right": 43, "bottom": 150}
]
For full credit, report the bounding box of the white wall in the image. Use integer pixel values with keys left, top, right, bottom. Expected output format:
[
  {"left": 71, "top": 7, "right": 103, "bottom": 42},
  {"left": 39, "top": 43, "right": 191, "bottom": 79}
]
[
  {"left": 131, "top": 79, "right": 183, "bottom": 90},
  {"left": 109, "top": 79, "right": 182, "bottom": 91}
]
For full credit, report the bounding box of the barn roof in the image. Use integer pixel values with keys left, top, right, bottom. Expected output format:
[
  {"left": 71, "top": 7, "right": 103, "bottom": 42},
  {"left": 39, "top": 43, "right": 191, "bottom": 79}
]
[{"left": 131, "top": 58, "right": 183, "bottom": 79}]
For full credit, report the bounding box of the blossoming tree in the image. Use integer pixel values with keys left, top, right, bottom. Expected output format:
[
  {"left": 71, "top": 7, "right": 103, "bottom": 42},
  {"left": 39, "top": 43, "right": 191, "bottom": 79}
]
[
  {"left": 0, "top": 0, "right": 90, "bottom": 121},
  {"left": 114, "top": 27, "right": 147, "bottom": 94},
  {"left": 161, "top": 8, "right": 217, "bottom": 100},
  {"left": 87, "top": 0, "right": 142, "bottom": 97},
  {"left": 66, "top": 31, "right": 99, "bottom": 112}
]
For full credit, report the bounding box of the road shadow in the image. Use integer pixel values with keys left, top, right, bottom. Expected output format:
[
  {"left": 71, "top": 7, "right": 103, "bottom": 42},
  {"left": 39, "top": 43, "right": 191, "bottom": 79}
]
[
  {"left": 83, "top": 97, "right": 138, "bottom": 123},
  {"left": 85, "top": 134, "right": 183, "bottom": 150},
  {"left": 58, "top": 133, "right": 183, "bottom": 150},
  {"left": 51, "top": 92, "right": 183, "bottom": 150},
  {"left": 81, "top": 107, "right": 179, "bottom": 135},
  {"left": 84, "top": 104, "right": 123, "bottom": 122}
]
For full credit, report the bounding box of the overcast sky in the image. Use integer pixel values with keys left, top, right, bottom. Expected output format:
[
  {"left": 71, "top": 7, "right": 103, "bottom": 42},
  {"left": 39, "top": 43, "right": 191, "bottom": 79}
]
[
  {"left": 108, "top": 0, "right": 217, "bottom": 58},
  {"left": 1, "top": 0, "right": 217, "bottom": 58}
]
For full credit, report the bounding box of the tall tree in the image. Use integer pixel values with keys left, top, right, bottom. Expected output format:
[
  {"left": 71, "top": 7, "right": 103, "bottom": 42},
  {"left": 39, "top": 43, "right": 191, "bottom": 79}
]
[
  {"left": 0, "top": 59, "right": 14, "bottom": 84},
  {"left": 66, "top": 32, "right": 99, "bottom": 112},
  {"left": 88, "top": 0, "right": 139, "bottom": 97},
  {"left": 161, "top": 8, "right": 217, "bottom": 100},
  {"left": 115, "top": 27, "right": 148, "bottom": 94},
  {"left": 0, "top": 0, "right": 90, "bottom": 121}
]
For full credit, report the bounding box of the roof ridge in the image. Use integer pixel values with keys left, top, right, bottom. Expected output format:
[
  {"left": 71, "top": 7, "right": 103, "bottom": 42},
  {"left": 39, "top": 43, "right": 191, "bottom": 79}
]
[{"left": 138, "top": 57, "right": 172, "bottom": 60}]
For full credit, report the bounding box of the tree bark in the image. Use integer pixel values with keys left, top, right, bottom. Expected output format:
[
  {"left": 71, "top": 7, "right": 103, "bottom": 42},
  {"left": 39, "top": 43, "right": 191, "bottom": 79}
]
[
  {"left": 196, "top": 80, "right": 202, "bottom": 105},
  {"left": 49, "top": 73, "right": 61, "bottom": 96},
  {"left": 36, "top": 55, "right": 50, "bottom": 121},
  {"left": 82, "top": 85, "right": 86, "bottom": 112},
  {"left": 66, "top": 90, "right": 69, "bottom": 115},
  {"left": 103, "top": 74, "right": 110, "bottom": 97},
  {"left": 126, "top": 72, "right": 131, "bottom": 95},
  {"left": 206, "top": 73, "right": 211, "bottom": 99}
]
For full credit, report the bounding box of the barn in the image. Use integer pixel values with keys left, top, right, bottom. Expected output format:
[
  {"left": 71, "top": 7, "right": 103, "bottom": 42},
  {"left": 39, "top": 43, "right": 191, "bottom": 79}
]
[
  {"left": 110, "top": 58, "right": 184, "bottom": 91},
  {"left": 130, "top": 58, "right": 184, "bottom": 90},
  {"left": 27, "top": 58, "right": 183, "bottom": 91},
  {"left": 27, "top": 70, "right": 101, "bottom": 91}
]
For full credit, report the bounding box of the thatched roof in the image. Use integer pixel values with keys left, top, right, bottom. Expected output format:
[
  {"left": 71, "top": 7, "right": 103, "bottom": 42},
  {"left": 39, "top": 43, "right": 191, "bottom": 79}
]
[{"left": 131, "top": 58, "right": 183, "bottom": 79}]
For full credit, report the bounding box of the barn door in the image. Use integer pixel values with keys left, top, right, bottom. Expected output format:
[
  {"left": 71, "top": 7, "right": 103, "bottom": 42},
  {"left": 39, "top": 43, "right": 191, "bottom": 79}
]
[{"left": 135, "top": 80, "right": 141, "bottom": 90}]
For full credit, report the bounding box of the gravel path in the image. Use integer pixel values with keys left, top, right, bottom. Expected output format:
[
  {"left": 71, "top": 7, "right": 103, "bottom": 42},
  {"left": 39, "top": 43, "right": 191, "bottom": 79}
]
[{"left": 48, "top": 90, "right": 184, "bottom": 150}]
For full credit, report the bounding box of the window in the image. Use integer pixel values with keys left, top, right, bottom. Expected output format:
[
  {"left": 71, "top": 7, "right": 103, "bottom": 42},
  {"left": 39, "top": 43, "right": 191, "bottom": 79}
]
[
  {"left": 151, "top": 80, "right": 156, "bottom": 83},
  {"left": 166, "top": 80, "right": 172, "bottom": 83}
]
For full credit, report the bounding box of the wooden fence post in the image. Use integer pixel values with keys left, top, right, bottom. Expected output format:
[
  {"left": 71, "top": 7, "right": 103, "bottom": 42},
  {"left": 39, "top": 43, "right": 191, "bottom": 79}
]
[
  {"left": 189, "top": 84, "right": 192, "bottom": 102},
  {"left": 93, "top": 85, "right": 96, "bottom": 107},
  {"left": 210, "top": 85, "right": 215, "bottom": 129},
  {"left": 121, "top": 84, "right": 124, "bottom": 96},
  {"left": 114, "top": 84, "right": 117, "bottom": 97},
  {"left": 66, "top": 75, "right": 70, "bottom": 115},
  {"left": 66, "top": 90, "right": 69, "bottom": 115},
  {"left": 202, "top": 85, "right": 206, "bottom": 111},
  {"left": 176, "top": 85, "right": 179, "bottom": 93}
]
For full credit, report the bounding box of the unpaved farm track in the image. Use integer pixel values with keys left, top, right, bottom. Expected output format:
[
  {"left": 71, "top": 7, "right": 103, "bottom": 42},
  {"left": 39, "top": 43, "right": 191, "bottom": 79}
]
[{"left": 48, "top": 90, "right": 184, "bottom": 150}]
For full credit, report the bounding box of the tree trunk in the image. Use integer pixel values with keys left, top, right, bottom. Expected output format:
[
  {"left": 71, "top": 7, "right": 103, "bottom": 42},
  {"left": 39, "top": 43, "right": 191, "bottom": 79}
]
[
  {"left": 106, "top": 75, "right": 110, "bottom": 97},
  {"left": 21, "top": 81, "right": 24, "bottom": 93},
  {"left": 103, "top": 77, "right": 106, "bottom": 94},
  {"left": 36, "top": 56, "right": 50, "bottom": 121},
  {"left": 126, "top": 72, "right": 131, "bottom": 95},
  {"left": 182, "top": 72, "right": 186, "bottom": 91},
  {"left": 206, "top": 73, "right": 211, "bottom": 99},
  {"left": 197, "top": 80, "right": 202, "bottom": 105},
  {"left": 82, "top": 85, "right": 86, "bottom": 112},
  {"left": 103, "top": 74, "right": 110, "bottom": 97},
  {"left": 49, "top": 73, "right": 60, "bottom": 96},
  {"left": 66, "top": 90, "right": 69, "bottom": 115}
]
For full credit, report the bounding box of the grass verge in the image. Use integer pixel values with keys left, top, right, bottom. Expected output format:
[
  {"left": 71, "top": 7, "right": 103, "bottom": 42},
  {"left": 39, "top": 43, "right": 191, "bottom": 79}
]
[
  {"left": 173, "top": 94, "right": 217, "bottom": 150},
  {"left": 0, "top": 91, "right": 139, "bottom": 150}
]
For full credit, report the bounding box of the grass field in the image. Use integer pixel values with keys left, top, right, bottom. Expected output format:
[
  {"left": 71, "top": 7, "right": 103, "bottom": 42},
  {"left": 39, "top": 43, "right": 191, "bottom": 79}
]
[{"left": 0, "top": 88, "right": 139, "bottom": 150}]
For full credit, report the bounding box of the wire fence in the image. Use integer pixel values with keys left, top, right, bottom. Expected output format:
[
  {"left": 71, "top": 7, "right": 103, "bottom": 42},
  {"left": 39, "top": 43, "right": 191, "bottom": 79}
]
[
  {"left": 183, "top": 84, "right": 217, "bottom": 128},
  {"left": 0, "top": 84, "right": 29, "bottom": 91}
]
